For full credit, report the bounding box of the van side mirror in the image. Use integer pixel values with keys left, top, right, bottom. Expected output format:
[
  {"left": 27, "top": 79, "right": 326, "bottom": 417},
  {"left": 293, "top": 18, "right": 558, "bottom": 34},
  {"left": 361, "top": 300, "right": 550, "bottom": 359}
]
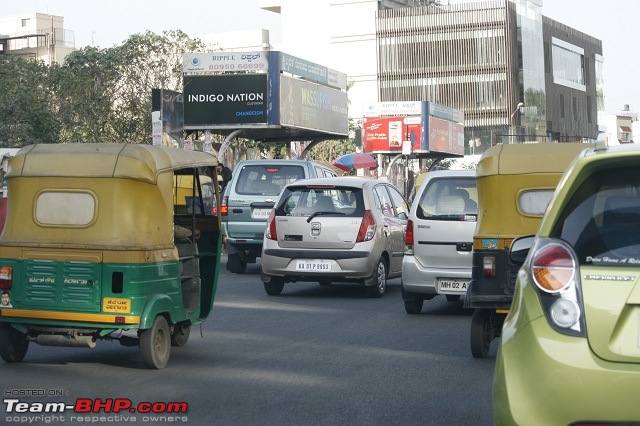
[{"left": 509, "top": 235, "right": 535, "bottom": 266}]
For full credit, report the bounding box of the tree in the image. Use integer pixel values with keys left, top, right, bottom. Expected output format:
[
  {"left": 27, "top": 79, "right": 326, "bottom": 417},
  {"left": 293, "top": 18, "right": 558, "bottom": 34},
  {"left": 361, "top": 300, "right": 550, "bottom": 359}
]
[{"left": 0, "top": 58, "right": 59, "bottom": 147}]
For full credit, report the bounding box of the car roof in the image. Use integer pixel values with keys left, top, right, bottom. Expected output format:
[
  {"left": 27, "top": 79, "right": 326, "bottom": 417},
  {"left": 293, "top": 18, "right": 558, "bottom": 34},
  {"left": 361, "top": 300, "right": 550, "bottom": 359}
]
[
  {"left": 235, "top": 159, "right": 322, "bottom": 166},
  {"left": 286, "top": 176, "right": 376, "bottom": 189}
]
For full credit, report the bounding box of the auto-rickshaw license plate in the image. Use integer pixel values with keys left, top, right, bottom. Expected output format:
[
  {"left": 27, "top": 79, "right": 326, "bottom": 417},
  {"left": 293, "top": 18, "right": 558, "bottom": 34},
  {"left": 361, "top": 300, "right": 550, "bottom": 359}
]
[
  {"left": 437, "top": 279, "right": 468, "bottom": 292},
  {"left": 296, "top": 260, "right": 331, "bottom": 271},
  {"left": 102, "top": 297, "right": 131, "bottom": 313}
]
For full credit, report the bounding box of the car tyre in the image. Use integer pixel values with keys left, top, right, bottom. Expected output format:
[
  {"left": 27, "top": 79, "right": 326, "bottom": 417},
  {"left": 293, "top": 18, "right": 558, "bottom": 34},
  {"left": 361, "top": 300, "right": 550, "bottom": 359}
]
[
  {"left": 171, "top": 323, "right": 191, "bottom": 347},
  {"left": 140, "top": 315, "right": 171, "bottom": 369},
  {"left": 401, "top": 287, "right": 424, "bottom": 314},
  {"left": 227, "top": 253, "right": 247, "bottom": 274},
  {"left": 366, "top": 258, "right": 387, "bottom": 298},
  {"left": 264, "top": 278, "right": 284, "bottom": 296},
  {"left": 403, "top": 298, "right": 423, "bottom": 314},
  {"left": 0, "top": 324, "right": 29, "bottom": 363},
  {"left": 470, "top": 308, "right": 492, "bottom": 358},
  {"left": 446, "top": 294, "right": 461, "bottom": 302}
]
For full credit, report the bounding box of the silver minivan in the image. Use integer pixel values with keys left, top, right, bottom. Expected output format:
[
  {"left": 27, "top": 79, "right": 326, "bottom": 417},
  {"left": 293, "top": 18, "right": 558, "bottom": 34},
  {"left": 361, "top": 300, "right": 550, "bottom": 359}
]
[
  {"left": 401, "top": 170, "right": 477, "bottom": 313},
  {"left": 222, "top": 159, "right": 337, "bottom": 273}
]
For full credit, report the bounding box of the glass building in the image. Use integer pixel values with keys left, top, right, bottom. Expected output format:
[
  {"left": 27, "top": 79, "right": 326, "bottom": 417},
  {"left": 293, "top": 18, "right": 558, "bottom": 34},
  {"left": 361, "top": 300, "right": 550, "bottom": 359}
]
[{"left": 375, "top": 0, "right": 603, "bottom": 155}]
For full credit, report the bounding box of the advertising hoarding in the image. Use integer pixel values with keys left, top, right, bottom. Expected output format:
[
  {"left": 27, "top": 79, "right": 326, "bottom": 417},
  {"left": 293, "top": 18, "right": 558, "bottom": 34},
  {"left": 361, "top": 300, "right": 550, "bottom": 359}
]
[
  {"left": 183, "top": 74, "right": 269, "bottom": 129},
  {"left": 362, "top": 116, "right": 423, "bottom": 153},
  {"left": 279, "top": 75, "right": 348, "bottom": 136},
  {"left": 182, "top": 51, "right": 268, "bottom": 73},
  {"left": 361, "top": 101, "right": 464, "bottom": 156}
]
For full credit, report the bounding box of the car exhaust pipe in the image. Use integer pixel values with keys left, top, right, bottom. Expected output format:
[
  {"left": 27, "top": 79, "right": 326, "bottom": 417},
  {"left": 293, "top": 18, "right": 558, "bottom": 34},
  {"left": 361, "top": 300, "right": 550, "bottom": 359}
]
[{"left": 35, "top": 334, "right": 96, "bottom": 348}]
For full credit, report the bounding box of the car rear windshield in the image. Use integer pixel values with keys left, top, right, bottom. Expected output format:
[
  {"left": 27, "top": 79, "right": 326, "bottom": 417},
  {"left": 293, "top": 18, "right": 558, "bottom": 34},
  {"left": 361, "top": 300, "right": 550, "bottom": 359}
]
[
  {"left": 415, "top": 177, "right": 477, "bottom": 221},
  {"left": 235, "top": 165, "right": 305, "bottom": 196},
  {"left": 552, "top": 166, "right": 640, "bottom": 266},
  {"left": 276, "top": 186, "right": 364, "bottom": 217}
]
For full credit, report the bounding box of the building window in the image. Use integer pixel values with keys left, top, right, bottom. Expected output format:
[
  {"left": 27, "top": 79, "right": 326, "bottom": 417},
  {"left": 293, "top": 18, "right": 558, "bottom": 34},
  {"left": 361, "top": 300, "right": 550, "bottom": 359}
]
[
  {"left": 573, "top": 97, "right": 578, "bottom": 121},
  {"left": 21, "top": 19, "right": 28, "bottom": 27},
  {"left": 551, "top": 37, "right": 586, "bottom": 91},
  {"left": 560, "top": 94, "right": 565, "bottom": 118}
]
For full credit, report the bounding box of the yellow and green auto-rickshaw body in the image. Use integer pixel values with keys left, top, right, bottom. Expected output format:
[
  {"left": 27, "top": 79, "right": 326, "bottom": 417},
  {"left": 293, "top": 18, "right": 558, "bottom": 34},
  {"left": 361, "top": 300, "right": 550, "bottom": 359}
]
[
  {"left": 0, "top": 143, "right": 221, "bottom": 364},
  {"left": 467, "top": 142, "right": 594, "bottom": 309},
  {"left": 465, "top": 142, "right": 593, "bottom": 357}
]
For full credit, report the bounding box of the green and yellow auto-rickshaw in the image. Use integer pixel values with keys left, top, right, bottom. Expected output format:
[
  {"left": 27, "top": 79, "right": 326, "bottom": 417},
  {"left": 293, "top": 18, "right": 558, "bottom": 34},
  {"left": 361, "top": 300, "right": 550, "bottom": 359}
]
[
  {"left": 465, "top": 142, "right": 593, "bottom": 358},
  {"left": 0, "top": 143, "right": 222, "bottom": 368}
]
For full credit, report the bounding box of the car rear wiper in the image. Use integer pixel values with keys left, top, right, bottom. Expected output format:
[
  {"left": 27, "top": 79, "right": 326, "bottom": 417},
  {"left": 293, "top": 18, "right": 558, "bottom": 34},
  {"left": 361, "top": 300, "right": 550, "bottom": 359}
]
[{"left": 307, "top": 211, "right": 346, "bottom": 223}]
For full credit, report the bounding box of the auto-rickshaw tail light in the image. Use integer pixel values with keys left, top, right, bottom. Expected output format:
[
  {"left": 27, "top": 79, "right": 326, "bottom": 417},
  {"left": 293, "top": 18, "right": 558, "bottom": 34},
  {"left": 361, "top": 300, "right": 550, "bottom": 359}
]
[
  {"left": 531, "top": 243, "right": 575, "bottom": 293},
  {"left": 0, "top": 266, "right": 12, "bottom": 289},
  {"left": 265, "top": 209, "right": 277, "bottom": 240},
  {"left": 404, "top": 219, "right": 414, "bottom": 255},
  {"left": 482, "top": 256, "right": 496, "bottom": 278}
]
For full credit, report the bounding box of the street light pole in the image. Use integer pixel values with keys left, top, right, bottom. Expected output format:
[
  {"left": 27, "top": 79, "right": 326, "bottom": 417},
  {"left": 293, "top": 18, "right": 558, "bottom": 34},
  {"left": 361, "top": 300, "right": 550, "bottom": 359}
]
[{"left": 510, "top": 102, "right": 524, "bottom": 143}]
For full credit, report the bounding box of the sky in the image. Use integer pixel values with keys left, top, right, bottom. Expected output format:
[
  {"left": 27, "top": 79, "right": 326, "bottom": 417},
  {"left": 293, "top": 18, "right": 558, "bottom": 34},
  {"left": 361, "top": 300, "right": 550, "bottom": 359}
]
[{"left": 1, "top": 0, "right": 637, "bottom": 116}]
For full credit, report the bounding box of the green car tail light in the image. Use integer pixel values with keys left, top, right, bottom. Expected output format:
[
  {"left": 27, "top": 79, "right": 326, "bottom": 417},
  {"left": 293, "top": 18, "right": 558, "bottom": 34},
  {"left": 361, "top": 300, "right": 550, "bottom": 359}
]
[
  {"left": 532, "top": 242, "right": 575, "bottom": 293},
  {"left": 530, "top": 238, "right": 585, "bottom": 336}
]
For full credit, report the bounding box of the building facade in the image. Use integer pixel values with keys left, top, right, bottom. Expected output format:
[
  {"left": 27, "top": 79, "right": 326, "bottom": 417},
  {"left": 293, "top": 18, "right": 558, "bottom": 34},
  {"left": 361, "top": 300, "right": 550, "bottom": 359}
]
[
  {"left": 0, "top": 13, "right": 75, "bottom": 65},
  {"left": 375, "top": 0, "right": 603, "bottom": 154}
]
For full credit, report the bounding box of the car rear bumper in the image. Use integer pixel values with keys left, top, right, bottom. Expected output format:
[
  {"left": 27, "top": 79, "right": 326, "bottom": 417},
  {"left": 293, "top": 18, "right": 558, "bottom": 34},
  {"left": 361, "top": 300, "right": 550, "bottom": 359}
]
[
  {"left": 494, "top": 315, "right": 640, "bottom": 425},
  {"left": 401, "top": 256, "right": 471, "bottom": 296},
  {"left": 261, "top": 248, "right": 378, "bottom": 281}
]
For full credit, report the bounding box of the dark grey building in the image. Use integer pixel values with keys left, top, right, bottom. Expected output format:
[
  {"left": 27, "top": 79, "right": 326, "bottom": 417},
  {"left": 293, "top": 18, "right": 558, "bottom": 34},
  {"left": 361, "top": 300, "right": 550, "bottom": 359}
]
[{"left": 375, "top": 0, "right": 603, "bottom": 154}]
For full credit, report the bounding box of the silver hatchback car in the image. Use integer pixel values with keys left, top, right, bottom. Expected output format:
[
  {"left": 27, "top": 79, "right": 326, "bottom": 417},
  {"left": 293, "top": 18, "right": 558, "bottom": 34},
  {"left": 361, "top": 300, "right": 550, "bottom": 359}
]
[{"left": 260, "top": 176, "right": 409, "bottom": 297}]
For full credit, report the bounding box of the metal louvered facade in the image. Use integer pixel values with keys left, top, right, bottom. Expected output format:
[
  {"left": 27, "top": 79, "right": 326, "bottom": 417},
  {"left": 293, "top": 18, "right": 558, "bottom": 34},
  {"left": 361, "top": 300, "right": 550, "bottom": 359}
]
[{"left": 375, "top": 0, "right": 601, "bottom": 154}]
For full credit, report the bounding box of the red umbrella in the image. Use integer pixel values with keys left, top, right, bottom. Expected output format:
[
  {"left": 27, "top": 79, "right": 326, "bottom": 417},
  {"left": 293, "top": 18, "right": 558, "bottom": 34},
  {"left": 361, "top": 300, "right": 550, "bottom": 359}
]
[{"left": 332, "top": 152, "right": 378, "bottom": 171}]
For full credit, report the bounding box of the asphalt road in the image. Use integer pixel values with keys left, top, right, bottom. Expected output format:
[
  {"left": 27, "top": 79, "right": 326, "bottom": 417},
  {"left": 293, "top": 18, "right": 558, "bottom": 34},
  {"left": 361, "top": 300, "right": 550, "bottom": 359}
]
[{"left": 1, "top": 256, "right": 497, "bottom": 426}]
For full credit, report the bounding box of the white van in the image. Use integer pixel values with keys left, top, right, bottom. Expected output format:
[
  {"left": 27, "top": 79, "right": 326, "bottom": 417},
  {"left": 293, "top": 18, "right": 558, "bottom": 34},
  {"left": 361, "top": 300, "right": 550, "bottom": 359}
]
[{"left": 401, "top": 170, "right": 477, "bottom": 314}]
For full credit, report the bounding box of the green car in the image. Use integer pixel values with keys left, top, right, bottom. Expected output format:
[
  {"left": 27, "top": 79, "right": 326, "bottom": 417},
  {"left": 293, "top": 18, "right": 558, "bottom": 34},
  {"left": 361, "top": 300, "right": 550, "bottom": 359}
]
[{"left": 493, "top": 143, "right": 640, "bottom": 425}]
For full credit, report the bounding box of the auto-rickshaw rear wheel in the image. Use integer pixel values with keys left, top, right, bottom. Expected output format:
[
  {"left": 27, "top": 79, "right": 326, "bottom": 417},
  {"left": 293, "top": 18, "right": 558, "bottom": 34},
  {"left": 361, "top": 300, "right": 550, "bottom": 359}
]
[
  {"left": 0, "top": 324, "right": 29, "bottom": 363},
  {"left": 171, "top": 323, "right": 191, "bottom": 347},
  {"left": 140, "top": 315, "right": 171, "bottom": 369},
  {"left": 470, "top": 308, "right": 493, "bottom": 358}
]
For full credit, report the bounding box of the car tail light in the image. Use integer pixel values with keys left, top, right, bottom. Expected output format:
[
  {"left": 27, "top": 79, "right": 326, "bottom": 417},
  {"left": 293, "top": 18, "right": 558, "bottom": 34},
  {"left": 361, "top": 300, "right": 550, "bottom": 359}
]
[
  {"left": 356, "top": 210, "right": 376, "bottom": 242},
  {"left": 529, "top": 238, "right": 583, "bottom": 334},
  {"left": 221, "top": 195, "right": 228, "bottom": 217},
  {"left": 404, "top": 219, "right": 414, "bottom": 255},
  {"left": 482, "top": 256, "right": 496, "bottom": 278},
  {"left": 0, "top": 266, "right": 12, "bottom": 290},
  {"left": 265, "top": 209, "right": 277, "bottom": 240},
  {"left": 531, "top": 243, "right": 575, "bottom": 293}
]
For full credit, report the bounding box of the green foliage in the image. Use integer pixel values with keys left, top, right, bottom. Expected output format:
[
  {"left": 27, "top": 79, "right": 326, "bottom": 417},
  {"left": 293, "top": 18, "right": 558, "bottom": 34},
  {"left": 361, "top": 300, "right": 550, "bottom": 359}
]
[
  {"left": 1, "top": 30, "right": 207, "bottom": 146},
  {"left": 0, "top": 58, "right": 59, "bottom": 147}
]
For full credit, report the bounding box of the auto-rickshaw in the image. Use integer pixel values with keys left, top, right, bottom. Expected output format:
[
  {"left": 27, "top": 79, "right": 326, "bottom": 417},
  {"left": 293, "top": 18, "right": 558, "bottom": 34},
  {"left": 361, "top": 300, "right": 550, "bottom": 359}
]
[
  {"left": 465, "top": 142, "right": 593, "bottom": 358},
  {"left": 0, "top": 143, "right": 222, "bottom": 369}
]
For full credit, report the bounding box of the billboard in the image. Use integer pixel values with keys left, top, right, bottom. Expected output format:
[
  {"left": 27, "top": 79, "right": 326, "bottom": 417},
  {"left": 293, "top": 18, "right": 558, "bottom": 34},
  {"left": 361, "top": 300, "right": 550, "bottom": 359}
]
[
  {"left": 280, "top": 75, "right": 348, "bottom": 135},
  {"left": 183, "top": 51, "right": 268, "bottom": 73},
  {"left": 362, "top": 116, "right": 422, "bottom": 153},
  {"left": 361, "top": 101, "right": 464, "bottom": 156},
  {"left": 183, "top": 74, "right": 269, "bottom": 129}
]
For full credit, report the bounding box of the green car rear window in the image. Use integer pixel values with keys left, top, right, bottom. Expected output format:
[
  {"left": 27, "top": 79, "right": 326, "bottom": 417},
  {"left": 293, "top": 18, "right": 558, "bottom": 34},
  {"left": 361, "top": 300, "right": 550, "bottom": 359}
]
[
  {"left": 554, "top": 166, "right": 640, "bottom": 266},
  {"left": 235, "top": 165, "right": 305, "bottom": 196}
]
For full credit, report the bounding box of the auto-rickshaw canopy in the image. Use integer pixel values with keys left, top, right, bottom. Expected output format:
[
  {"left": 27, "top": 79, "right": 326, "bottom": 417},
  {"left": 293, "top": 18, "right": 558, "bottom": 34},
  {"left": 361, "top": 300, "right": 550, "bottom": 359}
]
[
  {"left": 475, "top": 142, "right": 593, "bottom": 240},
  {"left": 1, "top": 144, "right": 218, "bottom": 251}
]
